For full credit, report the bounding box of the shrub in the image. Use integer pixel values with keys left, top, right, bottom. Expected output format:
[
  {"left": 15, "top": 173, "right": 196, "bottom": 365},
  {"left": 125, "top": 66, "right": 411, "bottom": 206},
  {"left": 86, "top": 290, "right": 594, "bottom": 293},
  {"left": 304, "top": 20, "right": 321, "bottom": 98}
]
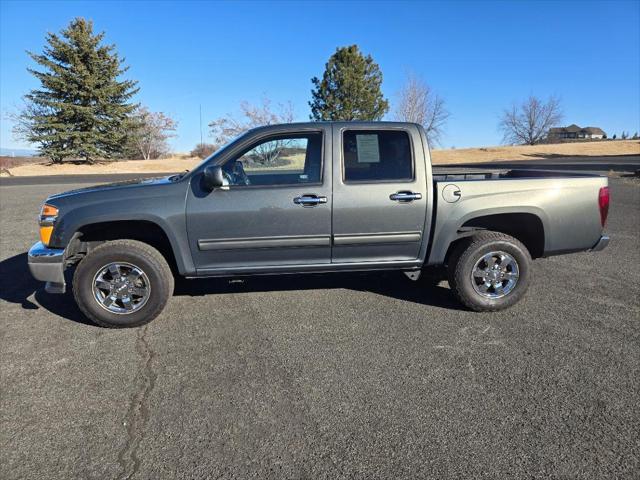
[{"left": 190, "top": 143, "right": 218, "bottom": 159}]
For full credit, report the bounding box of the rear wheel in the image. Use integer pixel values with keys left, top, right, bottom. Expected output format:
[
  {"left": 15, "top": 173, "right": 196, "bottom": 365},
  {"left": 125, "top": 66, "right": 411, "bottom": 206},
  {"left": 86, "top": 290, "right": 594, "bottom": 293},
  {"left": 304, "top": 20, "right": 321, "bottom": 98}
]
[
  {"left": 447, "top": 231, "right": 532, "bottom": 311},
  {"left": 73, "top": 240, "right": 174, "bottom": 328}
]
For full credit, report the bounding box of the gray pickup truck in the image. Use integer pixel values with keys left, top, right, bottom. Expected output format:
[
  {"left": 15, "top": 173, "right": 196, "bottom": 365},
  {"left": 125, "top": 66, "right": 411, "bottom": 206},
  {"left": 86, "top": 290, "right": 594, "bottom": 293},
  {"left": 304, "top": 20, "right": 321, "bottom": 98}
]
[{"left": 28, "top": 122, "right": 610, "bottom": 327}]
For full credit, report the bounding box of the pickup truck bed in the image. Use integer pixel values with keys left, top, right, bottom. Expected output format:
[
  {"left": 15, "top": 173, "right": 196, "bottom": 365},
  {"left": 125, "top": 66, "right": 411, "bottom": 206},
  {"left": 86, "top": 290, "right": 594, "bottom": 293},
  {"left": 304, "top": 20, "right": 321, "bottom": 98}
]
[
  {"left": 432, "top": 167, "right": 603, "bottom": 181},
  {"left": 428, "top": 168, "right": 608, "bottom": 264}
]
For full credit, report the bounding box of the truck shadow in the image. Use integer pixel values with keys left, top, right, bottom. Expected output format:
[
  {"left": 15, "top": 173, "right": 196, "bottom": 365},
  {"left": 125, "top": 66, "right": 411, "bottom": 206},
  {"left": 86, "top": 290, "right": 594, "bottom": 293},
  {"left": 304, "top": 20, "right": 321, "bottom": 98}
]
[
  {"left": 0, "top": 252, "right": 463, "bottom": 327},
  {"left": 173, "top": 271, "right": 463, "bottom": 310},
  {"left": 0, "top": 252, "right": 94, "bottom": 325}
]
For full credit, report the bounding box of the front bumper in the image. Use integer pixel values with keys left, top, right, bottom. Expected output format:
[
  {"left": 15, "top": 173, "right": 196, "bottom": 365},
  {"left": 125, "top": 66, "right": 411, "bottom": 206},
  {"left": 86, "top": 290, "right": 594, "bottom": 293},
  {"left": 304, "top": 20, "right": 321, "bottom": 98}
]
[
  {"left": 28, "top": 241, "right": 66, "bottom": 293},
  {"left": 589, "top": 235, "right": 610, "bottom": 252}
]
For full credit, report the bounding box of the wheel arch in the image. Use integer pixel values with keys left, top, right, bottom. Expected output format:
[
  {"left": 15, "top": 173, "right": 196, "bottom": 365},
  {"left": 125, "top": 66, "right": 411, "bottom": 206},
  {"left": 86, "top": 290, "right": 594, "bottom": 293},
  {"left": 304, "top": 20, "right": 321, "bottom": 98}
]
[
  {"left": 431, "top": 209, "right": 547, "bottom": 266},
  {"left": 69, "top": 219, "right": 188, "bottom": 275}
]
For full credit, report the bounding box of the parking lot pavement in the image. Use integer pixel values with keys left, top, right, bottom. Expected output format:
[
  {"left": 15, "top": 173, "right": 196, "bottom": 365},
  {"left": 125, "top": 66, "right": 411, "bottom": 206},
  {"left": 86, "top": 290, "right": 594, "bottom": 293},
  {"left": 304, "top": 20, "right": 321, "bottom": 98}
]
[{"left": 1, "top": 176, "right": 639, "bottom": 479}]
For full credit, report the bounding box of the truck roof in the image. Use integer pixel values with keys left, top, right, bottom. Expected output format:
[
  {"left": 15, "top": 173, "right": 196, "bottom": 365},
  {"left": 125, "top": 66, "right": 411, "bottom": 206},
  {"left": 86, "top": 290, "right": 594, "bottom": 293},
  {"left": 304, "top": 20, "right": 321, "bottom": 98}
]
[{"left": 248, "top": 121, "right": 422, "bottom": 133}]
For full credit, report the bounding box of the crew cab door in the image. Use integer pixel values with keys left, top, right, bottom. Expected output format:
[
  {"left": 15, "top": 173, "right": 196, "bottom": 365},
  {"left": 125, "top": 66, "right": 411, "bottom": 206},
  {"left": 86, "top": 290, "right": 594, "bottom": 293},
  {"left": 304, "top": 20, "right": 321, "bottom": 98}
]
[
  {"left": 186, "top": 126, "right": 332, "bottom": 273},
  {"left": 331, "top": 124, "right": 429, "bottom": 264}
]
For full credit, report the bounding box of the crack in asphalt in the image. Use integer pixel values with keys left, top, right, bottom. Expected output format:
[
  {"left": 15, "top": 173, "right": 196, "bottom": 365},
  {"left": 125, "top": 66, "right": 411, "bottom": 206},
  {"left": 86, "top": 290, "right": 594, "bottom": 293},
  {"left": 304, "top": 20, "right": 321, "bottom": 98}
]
[
  {"left": 117, "top": 325, "right": 157, "bottom": 480},
  {"left": 433, "top": 324, "right": 505, "bottom": 389}
]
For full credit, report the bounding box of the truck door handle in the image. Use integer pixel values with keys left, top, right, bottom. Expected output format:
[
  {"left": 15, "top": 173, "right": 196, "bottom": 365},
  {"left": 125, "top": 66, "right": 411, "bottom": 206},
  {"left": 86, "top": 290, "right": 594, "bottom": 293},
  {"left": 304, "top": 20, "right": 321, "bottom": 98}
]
[
  {"left": 293, "top": 194, "right": 327, "bottom": 207},
  {"left": 390, "top": 191, "right": 422, "bottom": 202}
]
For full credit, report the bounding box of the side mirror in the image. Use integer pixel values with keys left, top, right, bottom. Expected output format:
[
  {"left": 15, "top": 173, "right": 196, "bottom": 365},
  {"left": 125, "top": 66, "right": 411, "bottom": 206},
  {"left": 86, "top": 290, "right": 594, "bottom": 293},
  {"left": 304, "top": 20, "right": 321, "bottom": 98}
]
[{"left": 202, "top": 165, "right": 225, "bottom": 191}]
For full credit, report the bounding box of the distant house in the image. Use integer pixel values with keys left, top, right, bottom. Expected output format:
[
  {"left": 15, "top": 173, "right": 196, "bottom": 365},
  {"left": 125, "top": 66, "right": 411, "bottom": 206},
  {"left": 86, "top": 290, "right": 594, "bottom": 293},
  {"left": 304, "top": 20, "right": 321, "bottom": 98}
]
[{"left": 548, "top": 124, "right": 607, "bottom": 140}]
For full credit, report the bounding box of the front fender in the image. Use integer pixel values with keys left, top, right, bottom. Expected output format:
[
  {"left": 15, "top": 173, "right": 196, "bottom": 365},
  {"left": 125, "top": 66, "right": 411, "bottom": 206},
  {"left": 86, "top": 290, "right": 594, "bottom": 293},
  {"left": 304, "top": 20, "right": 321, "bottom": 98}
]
[{"left": 48, "top": 184, "right": 194, "bottom": 275}]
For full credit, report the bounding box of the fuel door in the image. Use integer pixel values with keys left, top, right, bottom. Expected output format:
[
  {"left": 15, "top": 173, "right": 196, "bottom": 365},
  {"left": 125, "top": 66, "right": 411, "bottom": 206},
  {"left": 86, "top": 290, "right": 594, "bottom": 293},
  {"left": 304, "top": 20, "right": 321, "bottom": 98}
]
[{"left": 442, "top": 184, "right": 461, "bottom": 203}]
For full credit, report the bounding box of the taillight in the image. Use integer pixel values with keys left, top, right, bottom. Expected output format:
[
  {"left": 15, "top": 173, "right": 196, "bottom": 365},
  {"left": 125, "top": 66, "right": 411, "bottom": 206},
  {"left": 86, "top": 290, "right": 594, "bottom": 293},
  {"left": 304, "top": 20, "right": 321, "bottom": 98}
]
[{"left": 598, "top": 187, "right": 609, "bottom": 228}]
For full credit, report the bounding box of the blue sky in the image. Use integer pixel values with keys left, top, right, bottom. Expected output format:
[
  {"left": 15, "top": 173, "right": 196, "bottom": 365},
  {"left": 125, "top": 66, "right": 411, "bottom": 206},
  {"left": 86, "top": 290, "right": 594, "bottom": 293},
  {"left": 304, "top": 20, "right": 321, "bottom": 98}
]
[{"left": 1, "top": 0, "right": 639, "bottom": 152}]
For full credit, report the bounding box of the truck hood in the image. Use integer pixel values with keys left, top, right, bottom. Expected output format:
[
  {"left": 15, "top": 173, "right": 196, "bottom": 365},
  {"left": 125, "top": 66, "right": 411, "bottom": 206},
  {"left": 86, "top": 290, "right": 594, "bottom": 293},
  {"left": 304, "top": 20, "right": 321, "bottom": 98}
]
[{"left": 46, "top": 175, "right": 177, "bottom": 201}]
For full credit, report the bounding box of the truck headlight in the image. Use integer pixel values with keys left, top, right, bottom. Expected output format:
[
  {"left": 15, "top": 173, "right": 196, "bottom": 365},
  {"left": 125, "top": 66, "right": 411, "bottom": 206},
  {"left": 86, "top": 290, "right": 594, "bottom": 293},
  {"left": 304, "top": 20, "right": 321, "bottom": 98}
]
[{"left": 39, "top": 204, "right": 59, "bottom": 245}]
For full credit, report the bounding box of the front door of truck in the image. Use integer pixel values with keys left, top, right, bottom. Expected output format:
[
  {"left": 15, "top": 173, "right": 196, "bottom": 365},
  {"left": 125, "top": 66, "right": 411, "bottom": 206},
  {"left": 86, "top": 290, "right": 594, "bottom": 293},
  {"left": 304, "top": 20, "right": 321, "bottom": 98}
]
[
  {"left": 331, "top": 125, "right": 429, "bottom": 264},
  {"left": 186, "top": 127, "right": 332, "bottom": 273}
]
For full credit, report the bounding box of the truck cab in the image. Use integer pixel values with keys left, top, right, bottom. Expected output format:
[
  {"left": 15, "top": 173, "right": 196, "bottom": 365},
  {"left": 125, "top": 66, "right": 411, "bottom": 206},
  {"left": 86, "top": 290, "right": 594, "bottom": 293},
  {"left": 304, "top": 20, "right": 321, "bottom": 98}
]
[{"left": 188, "top": 122, "right": 431, "bottom": 274}]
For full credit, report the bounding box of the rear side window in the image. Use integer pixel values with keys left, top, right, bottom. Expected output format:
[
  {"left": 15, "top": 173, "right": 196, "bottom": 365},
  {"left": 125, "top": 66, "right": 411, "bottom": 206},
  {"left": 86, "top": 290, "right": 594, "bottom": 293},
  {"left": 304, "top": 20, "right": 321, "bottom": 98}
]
[{"left": 342, "top": 130, "right": 413, "bottom": 182}]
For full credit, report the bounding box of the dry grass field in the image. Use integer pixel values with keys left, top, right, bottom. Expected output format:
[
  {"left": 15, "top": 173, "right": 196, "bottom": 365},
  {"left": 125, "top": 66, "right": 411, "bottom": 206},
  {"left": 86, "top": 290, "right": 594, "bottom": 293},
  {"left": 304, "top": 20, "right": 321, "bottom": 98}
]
[
  {"left": 2, "top": 156, "right": 202, "bottom": 177},
  {"left": 0, "top": 156, "right": 43, "bottom": 171},
  {"left": 2, "top": 140, "right": 638, "bottom": 176},
  {"left": 431, "top": 139, "right": 640, "bottom": 164}
]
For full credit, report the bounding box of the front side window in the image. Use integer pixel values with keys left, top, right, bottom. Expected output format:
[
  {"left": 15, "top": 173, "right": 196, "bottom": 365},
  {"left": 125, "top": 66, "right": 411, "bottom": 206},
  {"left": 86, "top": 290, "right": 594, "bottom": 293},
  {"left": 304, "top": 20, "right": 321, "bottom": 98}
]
[
  {"left": 342, "top": 130, "right": 413, "bottom": 182},
  {"left": 223, "top": 132, "right": 323, "bottom": 187}
]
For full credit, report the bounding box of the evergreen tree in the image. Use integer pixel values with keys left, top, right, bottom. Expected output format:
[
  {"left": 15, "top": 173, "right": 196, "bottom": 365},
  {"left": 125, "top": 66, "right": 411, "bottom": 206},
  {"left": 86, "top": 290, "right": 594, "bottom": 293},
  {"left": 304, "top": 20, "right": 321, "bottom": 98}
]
[
  {"left": 309, "top": 45, "right": 389, "bottom": 121},
  {"left": 16, "top": 18, "right": 138, "bottom": 163}
]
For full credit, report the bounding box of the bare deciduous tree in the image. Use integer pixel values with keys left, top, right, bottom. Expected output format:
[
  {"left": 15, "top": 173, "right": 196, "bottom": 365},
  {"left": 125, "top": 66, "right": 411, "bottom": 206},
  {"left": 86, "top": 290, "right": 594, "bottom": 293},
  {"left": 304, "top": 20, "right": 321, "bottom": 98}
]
[
  {"left": 208, "top": 97, "right": 295, "bottom": 166},
  {"left": 9, "top": 101, "right": 52, "bottom": 158},
  {"left": 129, "top": 107, "right": 178, "bottom": 160},
  {"left": 394, "top": 73, "right": 449, "bottom": 146},
  {"left": 499, "top": 95, "right": 563, "bottom": 145},
  {"left": 208, "top": 97, "right": 294, "bottom": 147}
]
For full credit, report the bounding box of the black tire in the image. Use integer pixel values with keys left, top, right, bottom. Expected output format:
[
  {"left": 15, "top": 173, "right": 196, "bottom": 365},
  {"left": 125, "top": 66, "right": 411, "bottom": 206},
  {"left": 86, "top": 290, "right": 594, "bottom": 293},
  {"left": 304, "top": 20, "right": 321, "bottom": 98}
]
[
  {"left": 447, "top": 231, "right": 532, "bottom": 312},
  {"left": 72, "top": 240, "right": 174, "bottom": 328}
]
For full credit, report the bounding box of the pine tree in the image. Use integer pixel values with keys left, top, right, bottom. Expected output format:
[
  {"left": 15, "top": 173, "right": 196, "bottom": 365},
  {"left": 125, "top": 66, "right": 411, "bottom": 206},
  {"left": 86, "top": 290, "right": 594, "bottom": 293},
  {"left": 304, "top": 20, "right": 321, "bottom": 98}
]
[
  {"left": 309, "top": 45, "right": 389, "bottom": 121},
  {"left": 17, "top": 18, "right": 138, "bottom": 163}
]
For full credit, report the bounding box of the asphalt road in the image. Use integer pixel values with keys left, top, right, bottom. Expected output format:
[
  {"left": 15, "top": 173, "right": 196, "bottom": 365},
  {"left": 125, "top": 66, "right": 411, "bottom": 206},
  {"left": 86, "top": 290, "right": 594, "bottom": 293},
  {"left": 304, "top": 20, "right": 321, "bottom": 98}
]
[{"left": 1, "top": 172, "right": 639, "bottom": 479}]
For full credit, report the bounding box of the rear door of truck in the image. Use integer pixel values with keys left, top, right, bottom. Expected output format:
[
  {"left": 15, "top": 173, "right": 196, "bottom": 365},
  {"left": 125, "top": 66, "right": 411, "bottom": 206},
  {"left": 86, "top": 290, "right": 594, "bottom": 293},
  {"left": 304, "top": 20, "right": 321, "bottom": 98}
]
[{"left": 331, "top": 123, "right": 431, "bottom": 264}]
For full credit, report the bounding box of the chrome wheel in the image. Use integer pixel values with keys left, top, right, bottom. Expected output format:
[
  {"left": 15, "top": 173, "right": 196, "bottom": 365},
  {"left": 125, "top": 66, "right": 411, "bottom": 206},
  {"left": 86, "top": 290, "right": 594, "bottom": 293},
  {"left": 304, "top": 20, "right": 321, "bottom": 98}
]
[
  {"left": 471, "top": 251, "right": 519, "bottom": 299},
  {"left": 92, "top": 262, "right": 151, "bottom": 314}
]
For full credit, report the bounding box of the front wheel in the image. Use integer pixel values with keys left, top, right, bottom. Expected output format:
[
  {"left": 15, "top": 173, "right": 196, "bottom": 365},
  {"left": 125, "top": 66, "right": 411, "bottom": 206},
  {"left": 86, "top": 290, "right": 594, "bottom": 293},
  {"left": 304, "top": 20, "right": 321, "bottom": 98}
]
[
  {"left": 447, "top": 231, "right": 532, "bottom": 311},
  {"left": 72, "top": 240, "right": 174, "bottom": 328}
]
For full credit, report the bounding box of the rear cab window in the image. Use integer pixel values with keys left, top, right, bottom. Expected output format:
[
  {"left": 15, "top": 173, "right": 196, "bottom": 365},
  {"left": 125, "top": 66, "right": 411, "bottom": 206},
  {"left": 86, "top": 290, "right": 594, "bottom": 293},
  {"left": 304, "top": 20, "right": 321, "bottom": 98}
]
[{"left": 342, "top": 130, "right": 413, "bottom": 182}]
